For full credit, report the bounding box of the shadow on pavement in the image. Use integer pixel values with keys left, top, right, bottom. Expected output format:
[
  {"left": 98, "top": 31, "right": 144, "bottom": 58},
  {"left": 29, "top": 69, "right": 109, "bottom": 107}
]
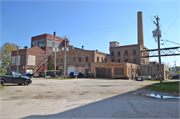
[{"left": 22, "top": 87, "right": 180, "bottom": 119}]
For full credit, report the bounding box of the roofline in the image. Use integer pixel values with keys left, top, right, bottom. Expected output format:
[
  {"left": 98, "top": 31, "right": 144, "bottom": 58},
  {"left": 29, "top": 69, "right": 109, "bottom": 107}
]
[{"left": 111, "top": 44, "right": 139, "bottom": 48}]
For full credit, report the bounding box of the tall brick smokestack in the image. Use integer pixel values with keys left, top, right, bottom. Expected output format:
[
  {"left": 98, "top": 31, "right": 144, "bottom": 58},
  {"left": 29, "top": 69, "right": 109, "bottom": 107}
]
[{"left": 138, "top": 11, "right": 144, "bottom": 46}]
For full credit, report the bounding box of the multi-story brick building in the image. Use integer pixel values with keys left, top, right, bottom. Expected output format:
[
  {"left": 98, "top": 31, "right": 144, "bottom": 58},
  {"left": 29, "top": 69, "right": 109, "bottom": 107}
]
[
  {"left": 10, "top": 32, "right": 68, "bottom": 76},
  {"left": 11, "top": 11, "right": 168, "bottom": 79}
]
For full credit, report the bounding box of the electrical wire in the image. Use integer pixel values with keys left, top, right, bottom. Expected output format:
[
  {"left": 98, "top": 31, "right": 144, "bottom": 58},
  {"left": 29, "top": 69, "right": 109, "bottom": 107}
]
[
  {"left": 66, "top": 19, "right": 152, "bottom": 36},
  {"left": 165, "top": 13, "right": 180, "bottom": 34}
]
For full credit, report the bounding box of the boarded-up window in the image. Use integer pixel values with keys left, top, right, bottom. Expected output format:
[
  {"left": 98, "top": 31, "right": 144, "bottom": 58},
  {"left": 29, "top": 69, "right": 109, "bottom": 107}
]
[
  {"left": 15, "top": 56, "right": 20, "bottom": 66},
  {"left": 11, "top": 56, "right": 16, "bottom": 66},
  {"left": 20, "top": 55, "right": 25, "bottom": 65},
  {"left": 28, "top": 55, "right": 36, "bottom": 65},
  {"left": 114, "top": 68, "right": 124, "bottom": 75}
]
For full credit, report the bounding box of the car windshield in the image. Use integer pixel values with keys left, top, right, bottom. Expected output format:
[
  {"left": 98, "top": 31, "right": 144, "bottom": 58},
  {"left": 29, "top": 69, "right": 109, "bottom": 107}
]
[
  {"left": 74, "top": 72, "right": 79, "bottom": 74},
  {"left": 13, "top": 72, "right": 21, "bottom": 76}
]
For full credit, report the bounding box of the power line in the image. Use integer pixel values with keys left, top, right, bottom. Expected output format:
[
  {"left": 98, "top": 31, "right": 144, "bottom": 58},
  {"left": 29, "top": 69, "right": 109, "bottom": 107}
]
[
  {"left": 165, "top": 13, "right": 180, "bottom": 33},
  {"left": 66, "top": 19, "right": 152, "bottom": 36}
]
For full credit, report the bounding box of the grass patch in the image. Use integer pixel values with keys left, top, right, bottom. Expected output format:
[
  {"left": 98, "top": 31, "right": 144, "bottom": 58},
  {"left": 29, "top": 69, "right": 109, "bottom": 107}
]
[
  {"left": 131, "top": 79, "right": 159, "bottom": 81},
  {"left": 50, "top": 77, "right": 74, "bottom": 80},
  {"left": 132, "top": 79, "right": 169, "bottom": 81},
  {"left": 0, "top": 85, "right": 5, "bottom": 89},
  {"left": 142, "top": 81, "right": 180, "bottom": 94}
]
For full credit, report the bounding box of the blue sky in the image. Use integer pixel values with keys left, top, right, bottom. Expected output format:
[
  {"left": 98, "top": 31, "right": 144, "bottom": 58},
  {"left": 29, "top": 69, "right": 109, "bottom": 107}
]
[{"left": 1, "top": 0, "right": 180, "bottom": 67}]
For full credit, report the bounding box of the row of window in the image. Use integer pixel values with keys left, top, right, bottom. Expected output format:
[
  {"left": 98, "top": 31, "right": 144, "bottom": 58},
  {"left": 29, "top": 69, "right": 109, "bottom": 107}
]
[
  {"left": 53, "top": 57, "right": 107, "bottom": 63},
  {"left": 96, "top": 57, "right": 106, "bottom": 62},
  {"left": 111, "top": 50, "right": 136, "bottom": 56},
  {"left": 32, "top": 39, "right": 60, "bottom": 48},
  {"left": 54, "top": 57, "right": 90, "bottom": 63},
  {"left": 111, "top": 58, "right": 136, "bottom": 63}
]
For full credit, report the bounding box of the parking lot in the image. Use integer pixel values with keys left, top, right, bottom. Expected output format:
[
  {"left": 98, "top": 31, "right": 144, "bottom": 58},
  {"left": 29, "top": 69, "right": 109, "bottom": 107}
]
[{"left": 0, "top": 78, "right": 179, "bottom": 118}]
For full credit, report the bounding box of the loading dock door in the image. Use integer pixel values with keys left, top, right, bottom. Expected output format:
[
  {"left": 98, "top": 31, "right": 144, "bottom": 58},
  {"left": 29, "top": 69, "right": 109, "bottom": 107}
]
[{"left": 96, "top": 68, "right": 106, "bottom": 78}]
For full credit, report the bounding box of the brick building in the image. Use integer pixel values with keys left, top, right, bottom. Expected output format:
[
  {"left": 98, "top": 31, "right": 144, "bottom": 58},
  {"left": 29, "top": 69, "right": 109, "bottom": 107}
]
[
  {"left": 10, "top": 11, "right": 168, "bottom": 79},
  {"left": 10, "top": 33, "right": 68, "bottom": 76}
]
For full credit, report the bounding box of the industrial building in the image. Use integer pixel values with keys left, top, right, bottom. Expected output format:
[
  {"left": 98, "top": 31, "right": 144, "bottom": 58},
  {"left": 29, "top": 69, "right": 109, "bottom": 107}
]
[{"left": 10, "top": 11, "right": 169, "bottom": 79}]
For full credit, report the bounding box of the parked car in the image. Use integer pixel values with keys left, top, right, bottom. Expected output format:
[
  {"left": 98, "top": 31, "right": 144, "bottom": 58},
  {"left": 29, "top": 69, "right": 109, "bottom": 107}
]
[
  {"left": 171, "top": 74, "right": 179, "bottom": 79},
  {"left": 0, "top": 71, "right": 32, "bottom": 86},
  {"left": 69, "top": 72, "right": 84, "bottom": 78}
]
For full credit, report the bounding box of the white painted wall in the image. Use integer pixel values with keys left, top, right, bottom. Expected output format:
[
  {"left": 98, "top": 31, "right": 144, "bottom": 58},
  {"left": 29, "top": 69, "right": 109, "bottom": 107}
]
[{"left": 67, "top": 66, "right": 75, "bottom": 75}]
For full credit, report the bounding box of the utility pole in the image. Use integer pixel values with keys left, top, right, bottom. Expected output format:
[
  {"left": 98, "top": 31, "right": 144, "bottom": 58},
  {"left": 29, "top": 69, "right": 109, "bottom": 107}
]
[
  {"left": 64, "top": 36, "right": 66, "bottom": 79},
  {"left": 54, "top": 32, "right": 56, "bottom": 78},
  {"left": 16, "top": 46, "right": 19, "bottom": 72},
  {"left": 153, "top": 15, "right": 162, "bottom": 84}
]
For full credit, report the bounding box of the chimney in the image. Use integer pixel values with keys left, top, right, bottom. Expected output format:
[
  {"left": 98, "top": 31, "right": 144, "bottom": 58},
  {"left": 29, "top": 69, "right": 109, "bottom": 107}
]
[
  {"left": 138, "top": 11, "right": 144, "bottom": 46},
  {"left": 24, "top": 46, "right": 28, "bottom": 49},
  {"left": 82, "top": 46, "right": 84, "bottom": 50},
  {"left": 96, "top": 49, "right": 98, "bottom": 51},
  {"left": 54, "top": 32, "right": 56, "bottom": 36}
]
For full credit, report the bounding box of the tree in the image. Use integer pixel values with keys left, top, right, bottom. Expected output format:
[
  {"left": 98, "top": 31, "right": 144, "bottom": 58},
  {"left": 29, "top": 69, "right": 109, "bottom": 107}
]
[
  {"left": 47, "top": 60, "right": 52, "bottom": 70},
  {"left": 0, "top": 43, "right": 18, "bottom": 73}
]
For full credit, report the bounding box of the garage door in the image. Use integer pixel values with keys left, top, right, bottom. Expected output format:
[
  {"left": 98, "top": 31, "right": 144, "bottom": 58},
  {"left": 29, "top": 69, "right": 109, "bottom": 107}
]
[
  {"left": 67, "top": 66, "right": 75, "bottom": 75},
  {"left": 96, "top": 68, "right": 106, "bottom": 78}
]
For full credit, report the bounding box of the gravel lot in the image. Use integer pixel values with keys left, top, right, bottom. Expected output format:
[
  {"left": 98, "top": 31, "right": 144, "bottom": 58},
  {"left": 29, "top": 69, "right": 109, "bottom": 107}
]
[{"left": 0, "top": 78, "right": 179, "bottom": 118}]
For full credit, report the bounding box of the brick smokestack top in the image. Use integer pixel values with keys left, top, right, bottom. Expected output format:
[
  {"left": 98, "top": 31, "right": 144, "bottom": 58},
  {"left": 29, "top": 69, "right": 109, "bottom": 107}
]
[
  {"left": 138, "top": 11, "right": 144, "bottom": 46},
  {"left": 54, "top": 32, "right": 56, "bottom": 36}
]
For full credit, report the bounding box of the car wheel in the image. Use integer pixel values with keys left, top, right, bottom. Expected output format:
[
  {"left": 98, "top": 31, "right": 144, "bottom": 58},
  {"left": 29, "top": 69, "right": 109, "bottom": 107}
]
[
  {"left": 1, "top": 80, "right": 5, "bottom": 86},
  {"left": 24, "top": 80, "right": 29, "bottom": 85}
]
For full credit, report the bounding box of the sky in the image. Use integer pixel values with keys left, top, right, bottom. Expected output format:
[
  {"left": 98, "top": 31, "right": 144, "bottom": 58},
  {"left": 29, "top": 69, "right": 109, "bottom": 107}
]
[{"left": 1, "top": 0, "right": 180, "bottom": 67}]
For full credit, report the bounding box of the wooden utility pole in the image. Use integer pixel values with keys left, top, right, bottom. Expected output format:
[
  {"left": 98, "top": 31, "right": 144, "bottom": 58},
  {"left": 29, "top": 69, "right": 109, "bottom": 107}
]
[
  {"left": 153, "top": 15, "right": 162, "bottom": 84},
  {"left": 54, "top": 32, "right": 56, "bottom": 78},
  {"left": 64, "top": 36, "right": 66, "bottom": 79},
  {"left": 16, "top": 46, "right": 19, "bottom": 72}
]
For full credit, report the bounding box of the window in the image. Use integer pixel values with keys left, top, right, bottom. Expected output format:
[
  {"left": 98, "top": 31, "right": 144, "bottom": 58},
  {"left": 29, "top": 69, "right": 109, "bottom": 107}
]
[
  {"left": 39, "top": 38, "right": 46, "bottom": 47},
  {"left": 133, "top": 50, "right": 136, "bottom": 55},
  {"left": 47, "top": 40, "right": 53, "bottom": 47},
  {"left": 55, "top": 42, "right": 60, "bottom": 48},
  {"left": 73, "top": 57, "right": 76, "bottom": 63},
  {"left": 67, "top": 58, "right": 69, "bottom": 63},
  {"left": 61, "top": 58, "right": 63, "bottom": 63},
  {"left": 101, "top": 58, "right": 103, "bottom": 62},
  {"left": 97, "top": 57, "right": 99, "bottom": 62},
  {"left": 133, "top": 58, "right": 136, "bottom": 63},
  {"left": 79, "top": 57, "right": 81, "bottom": 62},
  {"left": 111, "top": 51, "right": 114, "bottom": 56},
  {"left": 13, "top": 72, "right": 21, "bottom": 77},
  {"left": 125, "top": 51, "right": 128, "bottom": 55},
  {"left": 125, "top": 59, "right": 128, "bottom": 62},
  {"left": 132, "top": 68, "right": 134, "bottom": 72},
  {"left": 86, "top": 57, "right": 88, "bottom": 62},
  {"left": 118, "top": 51, "right": 120, "bottom": 56},
  {"left": 56, "top": 59, "right": 58, "bottom": 63},
  {"left": 32, "top": 40, "right": 38, "bottom": 47},
  {"left": 112, "top": 59, "right": 114, "bottom": 62},
  {"left": 105, "top": 58, "right": 107, "bottom": 62},
  {"left": 118, "top": 59, "right": 121, "bottom": 62}
]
